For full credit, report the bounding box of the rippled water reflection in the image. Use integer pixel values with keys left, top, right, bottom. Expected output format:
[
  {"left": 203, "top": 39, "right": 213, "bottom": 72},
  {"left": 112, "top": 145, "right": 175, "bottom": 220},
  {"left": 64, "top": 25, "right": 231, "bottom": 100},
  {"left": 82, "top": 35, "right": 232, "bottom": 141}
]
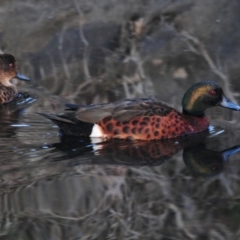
[
  {"left": 0, "top": 90, "right": 240, "bottom": 239},
  {"left": 1, "top": 0, "right": 240, "bottom": 237}
]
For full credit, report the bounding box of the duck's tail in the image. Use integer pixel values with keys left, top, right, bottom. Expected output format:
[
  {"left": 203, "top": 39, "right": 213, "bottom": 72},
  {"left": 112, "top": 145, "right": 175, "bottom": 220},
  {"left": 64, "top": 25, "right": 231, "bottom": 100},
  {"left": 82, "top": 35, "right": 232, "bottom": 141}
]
[{"left": 38, "top": 112, "right": 94, "bottom": 137}]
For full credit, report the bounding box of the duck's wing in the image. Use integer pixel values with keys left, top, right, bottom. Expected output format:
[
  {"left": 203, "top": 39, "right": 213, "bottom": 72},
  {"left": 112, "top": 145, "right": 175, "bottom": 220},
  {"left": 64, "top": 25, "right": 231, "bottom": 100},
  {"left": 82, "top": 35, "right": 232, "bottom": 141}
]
[{"left": 68, "top": 98, "right": 174, "bottom": 123}]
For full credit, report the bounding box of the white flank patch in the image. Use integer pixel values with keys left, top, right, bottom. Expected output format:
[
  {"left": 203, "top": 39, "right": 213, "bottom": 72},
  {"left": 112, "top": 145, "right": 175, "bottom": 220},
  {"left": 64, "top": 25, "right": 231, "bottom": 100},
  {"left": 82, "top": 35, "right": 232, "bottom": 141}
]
[
  {"left": 90, "top": 124, "right": 107, "bottom": 138},
  {"left": 90, "top": 124, "right": 108, "bottom": 154}
]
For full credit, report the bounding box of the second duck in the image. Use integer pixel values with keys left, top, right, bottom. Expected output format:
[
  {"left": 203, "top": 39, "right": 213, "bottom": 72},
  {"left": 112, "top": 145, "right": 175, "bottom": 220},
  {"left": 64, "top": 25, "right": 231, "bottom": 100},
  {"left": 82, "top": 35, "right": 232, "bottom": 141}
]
[{"left": 0, "top": 53, "right": 29, "bottom": 104}]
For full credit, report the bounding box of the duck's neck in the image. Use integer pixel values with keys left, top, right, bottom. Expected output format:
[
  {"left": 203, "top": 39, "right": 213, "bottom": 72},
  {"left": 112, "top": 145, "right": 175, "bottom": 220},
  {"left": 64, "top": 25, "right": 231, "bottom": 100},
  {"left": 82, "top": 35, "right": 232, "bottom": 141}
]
[
  {"left": 182, "top": 109, "right": 205, "bottom": 117},
  {"left": 1, "top": 78, "right": 13, "bottom": 87},
  {"left": 183, "top": 113, "right": 210, "bottom": 134}
]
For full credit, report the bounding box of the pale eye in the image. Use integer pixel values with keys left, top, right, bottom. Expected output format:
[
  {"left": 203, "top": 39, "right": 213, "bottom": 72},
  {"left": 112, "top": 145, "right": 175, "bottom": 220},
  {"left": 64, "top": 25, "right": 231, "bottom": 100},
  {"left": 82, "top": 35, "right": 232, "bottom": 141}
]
[{"left": 209, "top": 89, "right": 216, "bottom": 95}]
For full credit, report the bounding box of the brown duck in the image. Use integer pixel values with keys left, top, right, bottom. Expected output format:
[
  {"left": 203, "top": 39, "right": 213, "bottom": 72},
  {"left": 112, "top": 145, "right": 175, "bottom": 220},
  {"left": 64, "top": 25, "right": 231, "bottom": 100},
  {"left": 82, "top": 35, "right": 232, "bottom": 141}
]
[
  {"left": 40, "top": 81, "right": 240, "bottom": 140},
  {"left": 0, "top": 53, "right": 29, "bottom": 104}
]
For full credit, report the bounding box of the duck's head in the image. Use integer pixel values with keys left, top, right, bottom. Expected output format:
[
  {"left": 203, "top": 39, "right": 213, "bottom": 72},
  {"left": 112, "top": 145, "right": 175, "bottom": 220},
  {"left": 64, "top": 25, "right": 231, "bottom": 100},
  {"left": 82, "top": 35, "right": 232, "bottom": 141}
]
[
  {"left": 0, "top": 54, "right": 29, "bottom": 87},
  {"left": 182, "top": 81, "right": 240, "bottom": 117}
]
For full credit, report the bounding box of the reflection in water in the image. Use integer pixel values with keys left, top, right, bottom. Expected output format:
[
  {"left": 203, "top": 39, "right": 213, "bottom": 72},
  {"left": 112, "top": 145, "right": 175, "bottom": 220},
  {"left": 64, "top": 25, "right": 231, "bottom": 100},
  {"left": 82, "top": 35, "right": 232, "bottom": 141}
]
[
  {"left": 0, "top": 97, "right": 240, "bottom": 239},
  {"left": 183, "top": 144, "right": 240, "bottom": 177},
  {"left": 2, "top": 0, "right": 240, "bottom": 237},
  {"left": 48, "top": 132, "right": 240, "bottom": 177},
  {"left": 0, "top": 131, "right": 240, "bottom": 239}
]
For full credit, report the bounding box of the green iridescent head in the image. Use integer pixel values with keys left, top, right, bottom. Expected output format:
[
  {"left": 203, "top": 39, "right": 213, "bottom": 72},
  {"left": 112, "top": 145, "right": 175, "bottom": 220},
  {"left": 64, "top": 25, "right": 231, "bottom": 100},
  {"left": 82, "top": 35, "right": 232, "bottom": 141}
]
[{"left": 182, "top": 81, "right": 240, "bottom": 117}]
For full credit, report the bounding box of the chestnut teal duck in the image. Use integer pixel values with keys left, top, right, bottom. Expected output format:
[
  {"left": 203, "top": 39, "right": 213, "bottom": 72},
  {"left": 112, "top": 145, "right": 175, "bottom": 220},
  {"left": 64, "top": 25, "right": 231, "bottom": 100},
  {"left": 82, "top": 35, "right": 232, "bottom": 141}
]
[{"left": 40, "top": 81, "right": 240, "bottom": 140}]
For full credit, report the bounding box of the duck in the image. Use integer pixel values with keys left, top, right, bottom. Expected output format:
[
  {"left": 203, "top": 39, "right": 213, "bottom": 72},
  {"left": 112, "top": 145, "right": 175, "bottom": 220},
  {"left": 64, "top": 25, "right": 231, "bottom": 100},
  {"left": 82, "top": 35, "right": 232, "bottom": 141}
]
[
  {"left": 0, "top": 53, "right": 30, "bottom": 104},
  {"left": 40, "top": 81, "right": 240, "bottom": 140}
]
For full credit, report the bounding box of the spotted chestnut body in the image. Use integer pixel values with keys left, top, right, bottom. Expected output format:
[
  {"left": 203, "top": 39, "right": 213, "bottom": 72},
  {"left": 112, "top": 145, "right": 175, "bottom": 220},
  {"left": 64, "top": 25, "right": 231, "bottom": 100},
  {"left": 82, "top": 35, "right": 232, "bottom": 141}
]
[
  {"left": 40, "top": 81, "right": 240, "bottom": 140},
  {"left": 98, "top": 113, "right": 209, "bottom": 140}
]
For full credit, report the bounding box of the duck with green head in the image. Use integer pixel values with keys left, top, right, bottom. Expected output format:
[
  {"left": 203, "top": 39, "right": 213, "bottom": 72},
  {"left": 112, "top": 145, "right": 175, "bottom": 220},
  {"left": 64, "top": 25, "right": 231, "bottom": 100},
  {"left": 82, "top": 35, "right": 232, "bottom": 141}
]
[
  {"left": 0, "top": 53, "right": 30, "bottom": 104},
  {"left": 40, "top": 81, "right": 240, "bottom": 140}
]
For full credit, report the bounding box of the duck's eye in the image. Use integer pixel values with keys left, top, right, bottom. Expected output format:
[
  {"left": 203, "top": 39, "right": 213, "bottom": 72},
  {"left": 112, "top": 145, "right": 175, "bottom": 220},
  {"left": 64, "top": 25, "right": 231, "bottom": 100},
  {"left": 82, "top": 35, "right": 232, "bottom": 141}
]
[
  {"left": 209, "top": 89, "right": 216, "bottom": 95},
  {"left": 210, "top": 164, "right": 219, "bottom": 171}
]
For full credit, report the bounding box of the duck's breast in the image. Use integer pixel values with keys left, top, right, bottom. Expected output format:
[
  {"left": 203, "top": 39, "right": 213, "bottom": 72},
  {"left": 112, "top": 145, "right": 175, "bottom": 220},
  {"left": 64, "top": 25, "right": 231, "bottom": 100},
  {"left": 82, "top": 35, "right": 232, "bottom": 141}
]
[{"left": 0, "top": 85, "right": 17, "bottom": 104}]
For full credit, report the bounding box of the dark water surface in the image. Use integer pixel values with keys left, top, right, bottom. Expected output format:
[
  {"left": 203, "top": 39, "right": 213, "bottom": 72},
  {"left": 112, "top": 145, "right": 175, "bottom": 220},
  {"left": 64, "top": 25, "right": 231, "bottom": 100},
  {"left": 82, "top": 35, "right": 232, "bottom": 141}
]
[
  {"left": 0, "top": 91, "right": 240, "bottom": 239},
  {"left": 2, "top": 0, "right": 240, "bottom": 238}
]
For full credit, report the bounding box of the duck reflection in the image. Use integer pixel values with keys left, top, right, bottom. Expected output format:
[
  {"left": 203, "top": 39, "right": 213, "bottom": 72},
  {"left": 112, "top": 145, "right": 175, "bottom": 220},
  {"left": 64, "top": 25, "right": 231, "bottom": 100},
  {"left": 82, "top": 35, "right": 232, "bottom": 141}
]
[
  {"left": 183, "top": 144, "right": 240, "bottom": 177},
  {"left": 48, "top": 130, "right": 240, "bottom": 177}
]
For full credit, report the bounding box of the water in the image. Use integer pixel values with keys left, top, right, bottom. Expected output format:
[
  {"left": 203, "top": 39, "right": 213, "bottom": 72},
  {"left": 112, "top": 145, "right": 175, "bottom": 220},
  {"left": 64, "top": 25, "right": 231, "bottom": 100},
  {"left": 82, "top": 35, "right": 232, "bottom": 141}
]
[
  {"left": 0, "top": 90, "right": 240, "bottom": 239},
  {"left": 1, "top": 0, "right": 240, "bottom": 237}
]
